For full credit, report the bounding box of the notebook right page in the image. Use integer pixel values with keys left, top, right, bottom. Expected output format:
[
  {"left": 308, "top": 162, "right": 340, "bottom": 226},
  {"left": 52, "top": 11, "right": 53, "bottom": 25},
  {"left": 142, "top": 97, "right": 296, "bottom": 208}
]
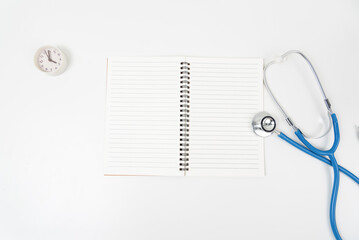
[{"left": 186, "top": 57, "right": 264, "bottom": 177}]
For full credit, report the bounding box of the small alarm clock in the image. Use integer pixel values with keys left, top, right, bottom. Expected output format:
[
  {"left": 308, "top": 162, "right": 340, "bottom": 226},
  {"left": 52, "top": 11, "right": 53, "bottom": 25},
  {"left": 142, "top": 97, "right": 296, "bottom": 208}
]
[{"left": 34, "top": 46, "right": 67, "bottom": 75}]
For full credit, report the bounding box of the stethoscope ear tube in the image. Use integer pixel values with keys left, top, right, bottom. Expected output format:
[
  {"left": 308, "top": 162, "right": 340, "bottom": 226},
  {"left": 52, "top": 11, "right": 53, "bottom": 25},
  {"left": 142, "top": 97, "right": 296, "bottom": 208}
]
[{"left": 264, "top": 50, "right": 333, "bottom": 139}]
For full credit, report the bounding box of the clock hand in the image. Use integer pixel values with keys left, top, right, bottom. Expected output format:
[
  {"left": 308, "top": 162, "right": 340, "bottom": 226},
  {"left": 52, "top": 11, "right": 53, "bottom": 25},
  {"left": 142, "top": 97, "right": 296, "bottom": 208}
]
[
  {"left": 47, "top": 50, "right": 58, "bottom": 64},
  {"left": 44, "top": 50, "right": 50, "bottom": 60}
]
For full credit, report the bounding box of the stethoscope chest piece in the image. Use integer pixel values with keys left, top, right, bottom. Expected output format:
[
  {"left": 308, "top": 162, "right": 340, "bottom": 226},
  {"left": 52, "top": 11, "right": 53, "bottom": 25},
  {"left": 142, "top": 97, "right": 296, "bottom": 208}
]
[{"left": 252, "top": 112, "right": 277, "bottom": 137}]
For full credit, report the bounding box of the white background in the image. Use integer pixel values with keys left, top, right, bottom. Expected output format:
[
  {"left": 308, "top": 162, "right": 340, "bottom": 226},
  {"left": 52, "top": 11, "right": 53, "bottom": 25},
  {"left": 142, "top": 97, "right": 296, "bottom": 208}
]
[{"left": 0, "top": 0, "right": 359, "bottom": 239}]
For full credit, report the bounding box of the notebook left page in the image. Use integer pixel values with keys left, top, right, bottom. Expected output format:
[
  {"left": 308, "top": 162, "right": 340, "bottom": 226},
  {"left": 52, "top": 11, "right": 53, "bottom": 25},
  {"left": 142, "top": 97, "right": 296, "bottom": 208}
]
[{"left": 105, "top": 57, "right": 184, "bottom": 176}]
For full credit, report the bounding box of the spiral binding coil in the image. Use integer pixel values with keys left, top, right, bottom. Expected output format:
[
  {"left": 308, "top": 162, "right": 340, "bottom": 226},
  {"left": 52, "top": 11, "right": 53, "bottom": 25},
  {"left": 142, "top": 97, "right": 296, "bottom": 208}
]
[{"left": 179, "top": 62, "right": 190, "bottom": 172}]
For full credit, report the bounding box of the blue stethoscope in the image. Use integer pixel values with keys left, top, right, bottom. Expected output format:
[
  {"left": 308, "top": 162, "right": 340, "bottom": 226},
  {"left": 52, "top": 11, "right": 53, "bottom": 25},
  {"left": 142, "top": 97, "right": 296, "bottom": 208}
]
[{"left": 252, "top": 50, "right": 359, "bottom": 240}]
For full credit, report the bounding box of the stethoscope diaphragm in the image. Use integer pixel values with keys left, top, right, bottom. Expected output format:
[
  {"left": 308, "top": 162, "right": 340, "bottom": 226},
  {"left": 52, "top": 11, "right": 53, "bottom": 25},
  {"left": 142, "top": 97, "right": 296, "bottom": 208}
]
[{"left": 252, "top": 112, "right": 277, "bottom": 137}]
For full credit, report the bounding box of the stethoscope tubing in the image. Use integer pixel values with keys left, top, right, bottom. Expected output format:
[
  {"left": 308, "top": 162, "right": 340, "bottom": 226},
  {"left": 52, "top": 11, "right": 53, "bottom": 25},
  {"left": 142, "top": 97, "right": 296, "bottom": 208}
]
[
  {"left": 278, "top": 132, "right": 359, "bottom": 184},
  {"left": 279, "top": 132, "right": 344, "bottom": 239},
  {"left": 296, "top": 113, "right": 341, "bottom": 239},
  {"left": 295, "top": 114, "right": 340, "bottom": 155},
  {"left": 278, "top": 113, "right": 344, "bottom": 239}
]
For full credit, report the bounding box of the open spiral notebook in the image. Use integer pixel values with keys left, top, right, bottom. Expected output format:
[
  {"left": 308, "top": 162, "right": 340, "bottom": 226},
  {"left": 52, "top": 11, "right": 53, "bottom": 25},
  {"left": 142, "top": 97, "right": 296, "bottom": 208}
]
[{"left": 105, "top": 57, "right": 264, "bottom": 176}]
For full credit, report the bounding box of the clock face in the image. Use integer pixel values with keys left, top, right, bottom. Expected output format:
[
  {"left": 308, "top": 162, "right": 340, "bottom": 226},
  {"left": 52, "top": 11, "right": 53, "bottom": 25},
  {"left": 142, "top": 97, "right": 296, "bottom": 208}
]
[{"left": 35, "top": 47, "right": 66, "bottom": 74}]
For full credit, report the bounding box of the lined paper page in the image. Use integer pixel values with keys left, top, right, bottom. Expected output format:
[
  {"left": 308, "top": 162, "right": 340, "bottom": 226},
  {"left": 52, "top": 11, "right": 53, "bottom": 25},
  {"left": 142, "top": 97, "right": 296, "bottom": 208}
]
[
  {"left": 105, "top": 57, "right": 183, "bottom": 176},
  {"left": 186, "top": 57, "right": 264, "bottom": 177}
]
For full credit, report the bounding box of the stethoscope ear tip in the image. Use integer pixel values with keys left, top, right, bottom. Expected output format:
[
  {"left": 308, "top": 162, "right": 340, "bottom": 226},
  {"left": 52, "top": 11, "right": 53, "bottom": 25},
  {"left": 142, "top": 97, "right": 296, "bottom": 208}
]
[{"left": 252, "top": 112, "right": 277, "bottom": 137}]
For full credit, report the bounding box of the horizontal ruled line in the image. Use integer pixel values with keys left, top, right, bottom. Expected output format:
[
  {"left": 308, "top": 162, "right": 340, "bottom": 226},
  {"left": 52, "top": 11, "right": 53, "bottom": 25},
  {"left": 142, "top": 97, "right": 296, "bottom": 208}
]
[
  {"left": 110, "top": 84, "right": 178, "bottom": 86},
  {"left": 109, "top": 133, "right": 177, "bottom": 135},
  {"left": 192, "top": 67, "right": 259, "bottom": 70},
  {"left": 191, "top": 71, "right": 259, "bottom": 74},
  {"left": 109, "top": 142, "right": 178, "bottom": 145},
  {"left": 191, "top": 76, "right": 258, "bottom": 79},
  {"left": 110, "top": 61, "right": 179, "bottom": 64},
  {"left": 190, "top": 134, "right": 254, "bottom": 137},
  {"left": 107, "top": 166, "right": 177, "bottom": 169},
  {"left": 190, "top": 120, "right": 251, "bottom": 123},
  {"left": 106, "top": 156, "right": 175, "bottom": 159},
  {"left": 111, "top": 74, "right": 178, "bottom": 77},
  {"left": 111, "top": 94, "right": 180, "bottom": 100},
  {"left": 109, "top": 147, "right": 178, "bottom": 149},
  {"left": 109, "top": 138, "right": 176, "bottom": 141},
  {"left": 190, "top": 112, "right": 255, "bottom": 114},
  {"left": 110, "top": 93, "right": 179, "bottom": 95},
  {"left": 111, "top": 65, "right": 179, "bottom": 68},
  {"left": 189, "top": 118, "right": 253, "bottom": 122},
  {"left": 191, "top": 87, "right": 258, "bottom": 90},
  {"left": 190, "top": 156, "right": 258, "bottom": 159},
  {"left": 189, "top": 167, "right": 259, "bottom": 169},
  {"left": 108, "top": 151, "right": 179, "bottom": 154},
  {"left": 190, "top": 98, "right": 258, "bottom": 101},
  {"left": 190, "top": 143, "right": 258, "bottom": 146},
  {"left": 108, "top": 119, "right": 180, "bottom": 124},
  {"left": 110, "top": 109, "right": 180, "bottom": 112},
  {"left": 190, "top": 162, "right": 259, "bottom": 165},
  {"left": 189, "top": 140, "right": 258, "bottom": 143},
  {"left": 107, "top": 161, "right": 178, "bottom": 164},
  {"left": 191, "top": 102, "right": 258, "bottom": 105},
  {"left": 192, "top": 93, "right": 258, "bottom": 96},
  {"left": 190, "top": 106, "right": 258, "bottom": 110},
  {"left": 111, "top": 70, "right": 178, "bottom": 72},
  {"left": 191, "top": 79, "right": 258, "bottom": 83},
  {"left": 110, "top": 101, "right": 178, "bottom": 103},
  {"left": 190, "top": 62, "right": 260, "bottom": 66},
  {"left": 109, "top": 124, "right": 178, "bottom": 127},
  {"left": 111, "top": 84, "right": 177, "bottom": 91},
  {"left": 189, "top": 153, "right": 258, "bottom": 156},
  {"left": 190, "top": 126, "right": 251, "bottom": 129}
]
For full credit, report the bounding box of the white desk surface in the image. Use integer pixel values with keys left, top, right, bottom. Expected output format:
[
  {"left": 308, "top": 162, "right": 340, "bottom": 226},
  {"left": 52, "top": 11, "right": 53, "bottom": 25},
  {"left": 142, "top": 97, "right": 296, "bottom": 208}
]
[{"left": 0, "top": 0, "right": 358, "bottom": 239}]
